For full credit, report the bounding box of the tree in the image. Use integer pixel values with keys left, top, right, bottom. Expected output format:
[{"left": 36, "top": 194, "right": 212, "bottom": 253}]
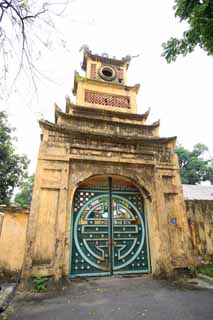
[
  {"left": 0, "top": 0, "right": 71, "bottom": 98},
  {"left": 15, "top": 174, "right": 34, "bottom": 208},
  {"left": 176, "top": 143, "right": 213, "bottom": 184},
  {"left": 0, "top": 111, "right": 29, "bottom": 204},
  {"left": 162, "top": 0, "right": 213, "bottom": 62}
]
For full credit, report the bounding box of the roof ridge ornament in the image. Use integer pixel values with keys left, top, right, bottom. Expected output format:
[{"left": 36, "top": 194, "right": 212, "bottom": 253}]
[
  {"left": 144, "top": 108, "right": 150, "bottom": 120},
  {"left": 151, "top": 119, "right": 160, "bottom": 127},
  {"left": 81, "top": 44, "right": 133, "bottom": 71}
]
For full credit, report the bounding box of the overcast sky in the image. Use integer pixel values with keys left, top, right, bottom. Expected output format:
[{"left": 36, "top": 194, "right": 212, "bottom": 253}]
[{"left": 2, "top": 0, "right": 213, "bottom": 174}]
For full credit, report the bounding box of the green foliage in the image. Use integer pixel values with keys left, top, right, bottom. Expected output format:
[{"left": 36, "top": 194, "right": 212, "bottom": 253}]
[
  {"left": 15, "top": 175, "right": 34, "bottom": 208},
  {"left": 0, "top": 111, "right": 29, "bottom": 204},
  {"left": 209, "top": 159, "right": 213, "bottom": 185},
  {"left": 197, "top": 264, "right": 213, "bottom": 277},
  {"left": 32, "top": 276, "right": 48, "bottom": 292},
  {"left": 175, "top": 143, "right": 213, "bottom": 184},
  {"left": 162, "top": 0, "right": 213, "bottom": 62},
  {"left": 75, "top": 73, "right": 86, "bottom": 81},
  {"left": 188, "top": 264, "right": 197, "bottom": 276},
  {"left": 188, "top": 264, "right": 213, "bottom": 277}
]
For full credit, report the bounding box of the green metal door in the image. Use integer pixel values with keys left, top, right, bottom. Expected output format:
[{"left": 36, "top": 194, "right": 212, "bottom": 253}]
[
  {"left": 112, "top": 190, "right": 150, "bottom": 275},
  {"left": 70, "top": 184, "right": 150, "bottom": 277}
]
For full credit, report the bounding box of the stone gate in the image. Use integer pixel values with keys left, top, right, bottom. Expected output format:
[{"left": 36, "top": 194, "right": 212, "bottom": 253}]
[{"left": 22, "top": 46, "right": 190, "bottom": 281}]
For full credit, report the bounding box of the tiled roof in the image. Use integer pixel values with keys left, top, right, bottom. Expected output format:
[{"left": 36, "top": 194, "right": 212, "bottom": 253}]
[{"left": 182, "top": 184, "right": 213, "bottom": 200}]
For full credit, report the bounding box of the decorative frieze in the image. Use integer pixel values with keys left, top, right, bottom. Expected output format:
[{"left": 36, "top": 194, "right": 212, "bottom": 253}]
[
  {"left": 155, "top": 150, "right": 171, "bottom": 163},
  {"left": 46, "top": 130, "right": 173, "bottom": 164},
  {"left": 70, "top": 147, "right": 155, "bottom": 161}
]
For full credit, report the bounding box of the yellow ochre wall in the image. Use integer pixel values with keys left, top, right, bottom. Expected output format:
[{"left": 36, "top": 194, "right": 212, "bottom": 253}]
[
  {"left": 186, "top": 200, "right": 213, "bottom": 263},
  {"left": 0, "top": 209, "right": 29, "bottom": 275},
  {"left": 76, "top": 79, "right": 138, "bottom": 113}
]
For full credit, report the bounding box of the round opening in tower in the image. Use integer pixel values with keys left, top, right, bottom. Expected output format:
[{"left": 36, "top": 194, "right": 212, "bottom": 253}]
[
  {"left": 102, "top": 68, "right": 113, "bottom": 77},
  {"left": 98, "top": 66, "right": 116, "bottom": 81}
]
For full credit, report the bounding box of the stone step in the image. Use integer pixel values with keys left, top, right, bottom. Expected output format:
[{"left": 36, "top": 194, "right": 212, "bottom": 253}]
[
  {"left": 0, "top": 283, "right": 16, "bottom": 312},
  {"left": 197, "top": 273, "right": 213, "bottom": 285}
]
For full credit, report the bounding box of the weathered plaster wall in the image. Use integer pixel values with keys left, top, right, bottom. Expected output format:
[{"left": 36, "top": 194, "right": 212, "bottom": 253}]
[
  {"left": 186, "top": 200, "right": 213, "bottom": 263},
  {"left": 76, "top": 79, "right": 137, "bottom": 113},
  {"left": 0, "top": 209, "right": 29, "bottom": 276}
]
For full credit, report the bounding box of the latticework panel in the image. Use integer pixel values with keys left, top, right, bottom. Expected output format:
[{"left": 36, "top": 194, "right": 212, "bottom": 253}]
[{"left": 85, "top": 90, "right": 130, "bottom": 109}]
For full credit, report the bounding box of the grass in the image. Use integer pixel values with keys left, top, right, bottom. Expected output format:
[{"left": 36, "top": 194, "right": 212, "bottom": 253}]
[{"left": 197, "top": 265, "right": 213, "bottom": 278}]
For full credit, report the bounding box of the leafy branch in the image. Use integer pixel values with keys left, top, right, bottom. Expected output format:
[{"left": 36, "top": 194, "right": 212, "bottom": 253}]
[
  {"left": 0, "top": 0, "right": 72, "bottom": 98},
  {"left": 162, "top": 0, "right": 213, "bottom": 62}
]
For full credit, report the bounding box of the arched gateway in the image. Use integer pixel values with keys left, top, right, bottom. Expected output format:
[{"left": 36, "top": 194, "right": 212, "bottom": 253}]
[
  {"left": 21, "top": 46, "right": 190, "bottom": 283},
  {"left": 70, "top": 176, "right": 150, "bottom": 277}
]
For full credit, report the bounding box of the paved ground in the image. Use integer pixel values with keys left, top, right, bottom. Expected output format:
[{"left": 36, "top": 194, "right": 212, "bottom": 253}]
[{"left": 1, "top": 275, "right": 213, "bottom": 320}]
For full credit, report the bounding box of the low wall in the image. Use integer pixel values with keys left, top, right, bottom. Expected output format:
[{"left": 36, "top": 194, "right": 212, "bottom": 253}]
[
  {"left": 0, "top": 207, "right": 29, "bottom": 279},
  {"left": 186, "top": 200, "right": 213, "bottom": 263}
]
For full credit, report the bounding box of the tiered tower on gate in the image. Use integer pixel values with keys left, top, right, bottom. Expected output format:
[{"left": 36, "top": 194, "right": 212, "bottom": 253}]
[{"left": 22, "top": 46, "right": 190, "bottom": 282}]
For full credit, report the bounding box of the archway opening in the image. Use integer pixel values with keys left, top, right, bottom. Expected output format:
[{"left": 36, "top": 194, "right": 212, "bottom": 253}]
[
  {"left": 77, "top": 175, "right": 137, "bottom": 189},
  {"left": 70, "top": 175, "right": 151, "bottom": 278}
]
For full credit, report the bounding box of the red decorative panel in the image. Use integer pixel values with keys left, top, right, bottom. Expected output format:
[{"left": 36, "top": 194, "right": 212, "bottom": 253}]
[
  {"left": 90, "top": 63, "right": 97, "bottom": 80},
  {"left": 84, "top": 90, "right": 130, "bottom": 109},
  {"left": 117, "top": 68, "right": 124, "bottom": 80}
]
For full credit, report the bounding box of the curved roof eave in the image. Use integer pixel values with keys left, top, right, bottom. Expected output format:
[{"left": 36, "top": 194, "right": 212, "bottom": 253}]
[{"left": 39, "top": 119, "right": 176, "bottom": 144}]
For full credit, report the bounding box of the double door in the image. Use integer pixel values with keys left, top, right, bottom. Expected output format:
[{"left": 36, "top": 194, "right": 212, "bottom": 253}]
[{"left": 70, "top": 186, "right": 150, "bottom": 277}]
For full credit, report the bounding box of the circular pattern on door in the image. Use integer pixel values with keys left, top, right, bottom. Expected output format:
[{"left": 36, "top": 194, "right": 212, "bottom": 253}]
[{"left": 71, "top": 188, "right": 150, "bottom": 277}]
